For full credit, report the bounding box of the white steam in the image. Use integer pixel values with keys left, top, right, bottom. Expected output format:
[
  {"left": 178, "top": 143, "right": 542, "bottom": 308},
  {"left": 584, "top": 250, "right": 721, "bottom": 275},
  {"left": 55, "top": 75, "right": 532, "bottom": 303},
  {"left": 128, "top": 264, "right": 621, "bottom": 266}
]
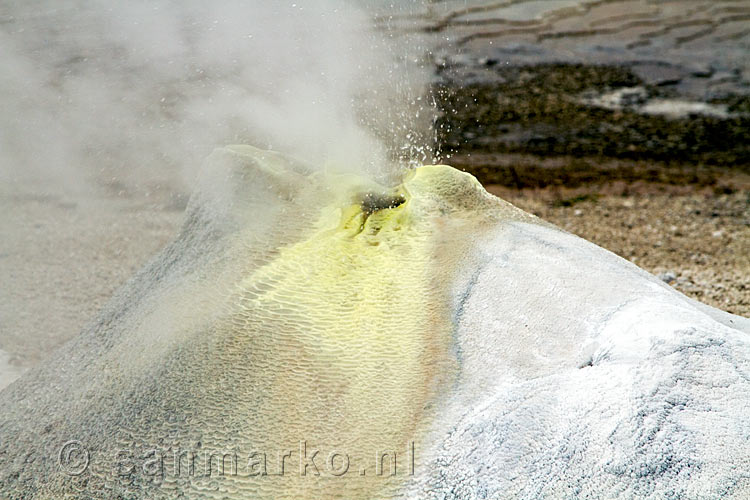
[
  {"left": 0, "top": 0, "right": 435, "bottom": 195},
  {"left": 0, "top": 0, "right": 436, "bottom": 383}
]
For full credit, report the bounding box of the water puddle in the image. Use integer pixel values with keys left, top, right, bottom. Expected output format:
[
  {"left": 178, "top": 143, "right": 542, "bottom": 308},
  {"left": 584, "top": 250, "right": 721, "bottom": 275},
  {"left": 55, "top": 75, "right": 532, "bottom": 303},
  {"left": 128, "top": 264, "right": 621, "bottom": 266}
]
[{"left": 581, "top": 86, "right": 734, "bottom": 119}]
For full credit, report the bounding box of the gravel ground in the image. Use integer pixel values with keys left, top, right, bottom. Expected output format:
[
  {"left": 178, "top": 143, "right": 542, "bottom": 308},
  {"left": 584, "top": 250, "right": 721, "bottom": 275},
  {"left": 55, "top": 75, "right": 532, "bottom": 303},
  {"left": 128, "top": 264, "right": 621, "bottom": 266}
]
[
  {"left": 489, "top": 183, "right": 750, "bottom": 316},
  {"left": 0, "top": 180, "right": 183, "bottom": 370}
]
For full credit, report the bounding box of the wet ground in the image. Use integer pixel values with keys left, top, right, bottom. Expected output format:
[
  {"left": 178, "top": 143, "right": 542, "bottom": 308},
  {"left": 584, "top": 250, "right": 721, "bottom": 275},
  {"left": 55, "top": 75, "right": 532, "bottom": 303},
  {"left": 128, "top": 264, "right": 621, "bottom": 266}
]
[
  {"left": 396, "top": 0, "right": 750, "bottom": 182},
  {"left": 433, "top": 63, "right": 749, "bottom": 180},
  {"left": 376, "top": 1, "right": 750, "bottom": 175}
]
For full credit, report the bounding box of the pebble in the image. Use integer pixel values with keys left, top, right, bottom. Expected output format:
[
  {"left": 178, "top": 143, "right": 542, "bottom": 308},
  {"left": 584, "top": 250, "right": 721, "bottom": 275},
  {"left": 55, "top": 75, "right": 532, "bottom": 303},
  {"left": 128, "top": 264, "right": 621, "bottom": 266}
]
[{"left": 658, "top": 271, "right": 677, "bottom": 284}]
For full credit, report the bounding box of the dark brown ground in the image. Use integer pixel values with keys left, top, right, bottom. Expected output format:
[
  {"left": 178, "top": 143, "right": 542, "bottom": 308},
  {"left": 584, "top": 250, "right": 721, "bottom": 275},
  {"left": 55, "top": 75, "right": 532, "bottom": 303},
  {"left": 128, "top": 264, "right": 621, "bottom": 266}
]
[{"left": 437, "top": 70, "right": 750, "bottom": 168}]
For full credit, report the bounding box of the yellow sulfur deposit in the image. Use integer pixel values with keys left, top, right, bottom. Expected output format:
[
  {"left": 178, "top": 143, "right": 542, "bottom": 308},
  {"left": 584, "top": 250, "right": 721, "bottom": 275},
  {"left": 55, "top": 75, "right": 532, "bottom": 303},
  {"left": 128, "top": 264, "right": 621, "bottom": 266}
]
[
  {"left": 212, "top": 165, "right": 460, "bottom": 498},
  {"left": 0, "top": 146, "right": 538, "bottom": 499}
]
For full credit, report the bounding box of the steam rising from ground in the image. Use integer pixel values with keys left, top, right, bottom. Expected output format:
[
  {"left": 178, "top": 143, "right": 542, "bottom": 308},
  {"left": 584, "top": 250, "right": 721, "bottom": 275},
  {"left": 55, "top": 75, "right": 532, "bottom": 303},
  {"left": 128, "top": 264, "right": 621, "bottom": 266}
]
[
  {"left": 0, "top": 0, "right": 435, "bottom": 195},
  {"left": 0, "top": 0, "right": 436, "bottom": 383}
]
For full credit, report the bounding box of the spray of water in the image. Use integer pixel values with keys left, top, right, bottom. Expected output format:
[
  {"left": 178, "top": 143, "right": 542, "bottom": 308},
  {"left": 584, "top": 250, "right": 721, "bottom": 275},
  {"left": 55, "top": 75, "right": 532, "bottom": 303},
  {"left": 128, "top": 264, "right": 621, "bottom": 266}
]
[{"left": 0, "top": 0, "right": 438, "bottom": 194}]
